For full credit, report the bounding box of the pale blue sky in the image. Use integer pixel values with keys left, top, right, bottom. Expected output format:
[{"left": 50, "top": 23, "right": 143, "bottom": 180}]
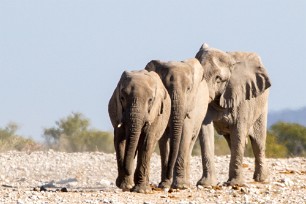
[{"left": 0, "top": 1, "right": 305, "bottom": 141}]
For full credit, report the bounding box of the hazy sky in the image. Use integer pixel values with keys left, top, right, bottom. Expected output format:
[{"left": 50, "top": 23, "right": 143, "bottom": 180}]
[{"left": 1, "top": 1, "right": 306, "bottom": 141}]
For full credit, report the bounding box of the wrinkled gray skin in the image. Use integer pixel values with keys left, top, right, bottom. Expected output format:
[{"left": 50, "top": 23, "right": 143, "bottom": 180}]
[
  {"left": 195, "top": 44, "right": 271, "bottom": 186},
  {"left": 145, "top": 58, "right": 209, "bottom": 189},
  {"left": 108, "top": 70, "right": 171, "bottom": 193}
]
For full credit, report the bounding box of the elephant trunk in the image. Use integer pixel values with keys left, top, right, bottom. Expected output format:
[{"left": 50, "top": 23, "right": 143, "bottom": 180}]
[
  {"left": 166, "top": 90, "right": 185, "bottom": 180},
  {"left": 123, "top": 100, "right": 144, "bottom": 176}
]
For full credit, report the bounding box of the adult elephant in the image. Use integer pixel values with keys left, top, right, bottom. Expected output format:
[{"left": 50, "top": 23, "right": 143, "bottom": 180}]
[
  {"left": 108, "top": 70, "right": 171, "bottom": 193},
  {"left": 195, "top": 44, "right": 271, "bottom": 186},
  {"left": 145, "top": 58, "right": 209, "bottom": 189}
]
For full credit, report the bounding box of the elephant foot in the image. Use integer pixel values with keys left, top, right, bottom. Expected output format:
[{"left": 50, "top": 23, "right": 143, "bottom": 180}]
[
  {"left": 158, "top": 179, "right": 172, "bottom": 189},
  {"left": 131, "top": 184, "right": 152, "bottom": 194},
  {"left": 116, "top": 176, "right": 133, "bottom": 191},
  {"left": 172, "top": 182, "right": 190, "bottom": 190},
  {"left": 226, "top": 176, "right": 245, "bottom": 186},
  {"left": 197, "top": 176, "right": 217, "bottom": 187},
  {"left": 172, "top": 177, "right": 190, "bottom": 189},
  {"left": 115, "top": 177, "right": 121, "bottom": 188},
  {"left": 253, "top": 167, "right": 269, "bottom": 182}
]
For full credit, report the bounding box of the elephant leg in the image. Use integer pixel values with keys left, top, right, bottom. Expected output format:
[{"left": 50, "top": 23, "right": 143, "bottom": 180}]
[
  {"left": 158, "top": 130, "right": 170, "bottom": 185},
  {"left": 114, "top": 127, "right": 132, "bottom": 189},
  {"left": 185, "top": 152, "right": 191, "bottom": 187},
  {"left": 186, "top": 130, "right": 200, "bottom": 186},
  {"left": 197, "top": 122, "right": 217, "bottom": 187},
  {"left": 132, "top": 132, "right": 156, "bottom": 193},
  {"left": 228, "top": 128, "right": 247, "bottom": 186},
  {"left": 172, "top": 119, "right": 194, "bottom": 189},
  {"left": 249, "top": 114, "right": 269, "bottom": 182}
]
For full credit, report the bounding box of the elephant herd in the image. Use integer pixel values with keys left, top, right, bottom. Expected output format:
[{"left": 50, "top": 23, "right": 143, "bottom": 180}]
[{"left": 108, "top": 43, "right": 271, "bottom": 193}]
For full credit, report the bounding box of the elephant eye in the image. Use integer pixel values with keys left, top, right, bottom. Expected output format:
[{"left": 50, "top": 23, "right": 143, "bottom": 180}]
[
  {"left": 148, "top": 98, "right": 153, "bottom": 103},
  {"left": 215, "top": 76, "right": 222, "bottom": 83},
  {"left": 187, "top": 87, "right": 191, "bottom": 92},
  {"left": 120, "top": 96, "right": 125, "bottom": 102}
]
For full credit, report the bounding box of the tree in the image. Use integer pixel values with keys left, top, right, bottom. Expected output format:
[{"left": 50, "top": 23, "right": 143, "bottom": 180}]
[
  {"left": 270, "top": 122, "right": 306, "bottom": 157},
  {"left": 0, "top": 123, "right": 42, "bottom": 152},
  {"left": 265, "top": 131, "right": 288, "bottom": 158},
  {"left": 0, "top": 122, "right": 18, "bottom": 140},
  {"left": 43, "top": 112, "right": 114, "bottom": 153}
]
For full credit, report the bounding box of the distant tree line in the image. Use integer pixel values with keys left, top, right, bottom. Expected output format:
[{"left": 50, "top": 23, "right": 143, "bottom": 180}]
[
  {"left": 0, "top": 123, "right": 42, "bottom": 152},
  {"left": 0, "top": 112, "right": 305, "bottom": 158}
]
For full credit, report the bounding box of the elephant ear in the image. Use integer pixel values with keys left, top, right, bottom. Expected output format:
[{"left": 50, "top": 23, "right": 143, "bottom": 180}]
[
  {"left": 183, "top": 58, "right": 205, "bottom": 83},
  {"left": 108, "top": 71, "right": 130, "bottom": 128},
  {"left": 219, "top": 54, "right": 271, "bottom": 108},
  {"left": 108, "top": 84, "right": 122, "bottom": 128},
  {"left": 146, "top": 71, "right": 169, "bottom": 124},
  {"left": 183, "top": 58, "right": 205, "bottom": 113},
  {"left": 145, "top": 60, "right": 167, "bottom": 79}
]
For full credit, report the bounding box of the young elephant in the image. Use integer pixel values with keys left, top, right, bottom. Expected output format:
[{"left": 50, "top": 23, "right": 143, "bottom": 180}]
[
  {"left": 195, "top": 44, "right": 271, "bottom": 186},
  {"left": 108, "top": 70, "right": 171, "bottom": 193},
  {"left": 145, "top": 58, "right": 209, "bottom": 189}
]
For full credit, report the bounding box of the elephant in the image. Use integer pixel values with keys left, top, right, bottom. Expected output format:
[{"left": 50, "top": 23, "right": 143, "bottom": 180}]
[
  {"left": 145, "top": 58, "right": 209, "bottom": 189},
  {"left": 195, "top": 43, "right": 271, "bottom": 186},
  {"left": 108, "top": 70, "right": 171, "bottom": 193}
]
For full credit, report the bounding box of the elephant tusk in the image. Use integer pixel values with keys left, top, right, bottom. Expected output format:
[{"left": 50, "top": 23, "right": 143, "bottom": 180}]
[{"left": 117, "top": 123, "right": 122, "bottom": 128}]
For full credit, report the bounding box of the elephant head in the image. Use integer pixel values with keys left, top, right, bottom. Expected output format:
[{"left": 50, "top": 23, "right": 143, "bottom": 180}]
[
  {"left": 108, "top": 70, "right": 168, "bottom": 188},
  {"left": 145, "top": 58, "right": 205, "bottom": 185},
  {"left": 195, "top": 43, "right": 271, "bottom": 108}
]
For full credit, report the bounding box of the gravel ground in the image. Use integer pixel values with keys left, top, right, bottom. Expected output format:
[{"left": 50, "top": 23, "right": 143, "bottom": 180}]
[{"left": 0, "top": 150, "right": 305, "bottom": 204}]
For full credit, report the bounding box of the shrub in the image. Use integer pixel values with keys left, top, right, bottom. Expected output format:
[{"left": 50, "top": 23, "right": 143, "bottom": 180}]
[
  {"left": 270, "top": 122, "right": 306, "bottom": 157},
  {"left": 0, "top": 123, "right": 43, "bottom": 152},
  {"left": 43, "top": 112, "right": 114, "bottom": 153}
]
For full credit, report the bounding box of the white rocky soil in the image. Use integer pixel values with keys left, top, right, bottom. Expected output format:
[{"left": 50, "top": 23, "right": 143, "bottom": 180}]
[{"left": 0, "top": 150, "right": 305, "bottom": 204}]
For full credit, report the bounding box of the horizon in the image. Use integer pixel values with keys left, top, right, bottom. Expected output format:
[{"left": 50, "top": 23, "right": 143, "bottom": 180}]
[{"left": 4, "top": 107, "right": 306, "bottom": 142}]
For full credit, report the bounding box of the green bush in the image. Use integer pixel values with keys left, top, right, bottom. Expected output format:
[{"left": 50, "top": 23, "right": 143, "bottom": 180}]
[
  {"left": 265, "top": 131, "right": 288, "bottom": 158},
  {"left": 43, "top": 112, "right": 114, "bottom": 153},
  {"left": 270, "top": 122, "right": 306, "bottom": 157},
  {"left": 0, "top": 123, "right": 43, "bottom": 152}
]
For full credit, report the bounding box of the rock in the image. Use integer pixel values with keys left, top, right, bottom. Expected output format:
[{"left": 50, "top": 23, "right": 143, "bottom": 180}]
[
  {"left": 33, "top": 187, "right": 40, "bottom": 191},
  {"left": 281, "top": 177, "right": 294, "bottom": 186},
  {"left": 61, "top": 187, "right": 68, "bottom": 192},
  {"left": 40, "top": 186, "right": 47, "bottom": 191},
  {"left": 240, "top": 187, "right": 249, "bottom": 194},
  {"left": 17, "top": 199, "right": 25, "bottom": 204},
  {"left": 243, "top": 194, "right": 249, "bottom": 203},
  {"left": 98, "top": 179, "right": 112, "bottom": 187},
  {"left": 103, "top": 198, "right": 114, "bottom": 203}
]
